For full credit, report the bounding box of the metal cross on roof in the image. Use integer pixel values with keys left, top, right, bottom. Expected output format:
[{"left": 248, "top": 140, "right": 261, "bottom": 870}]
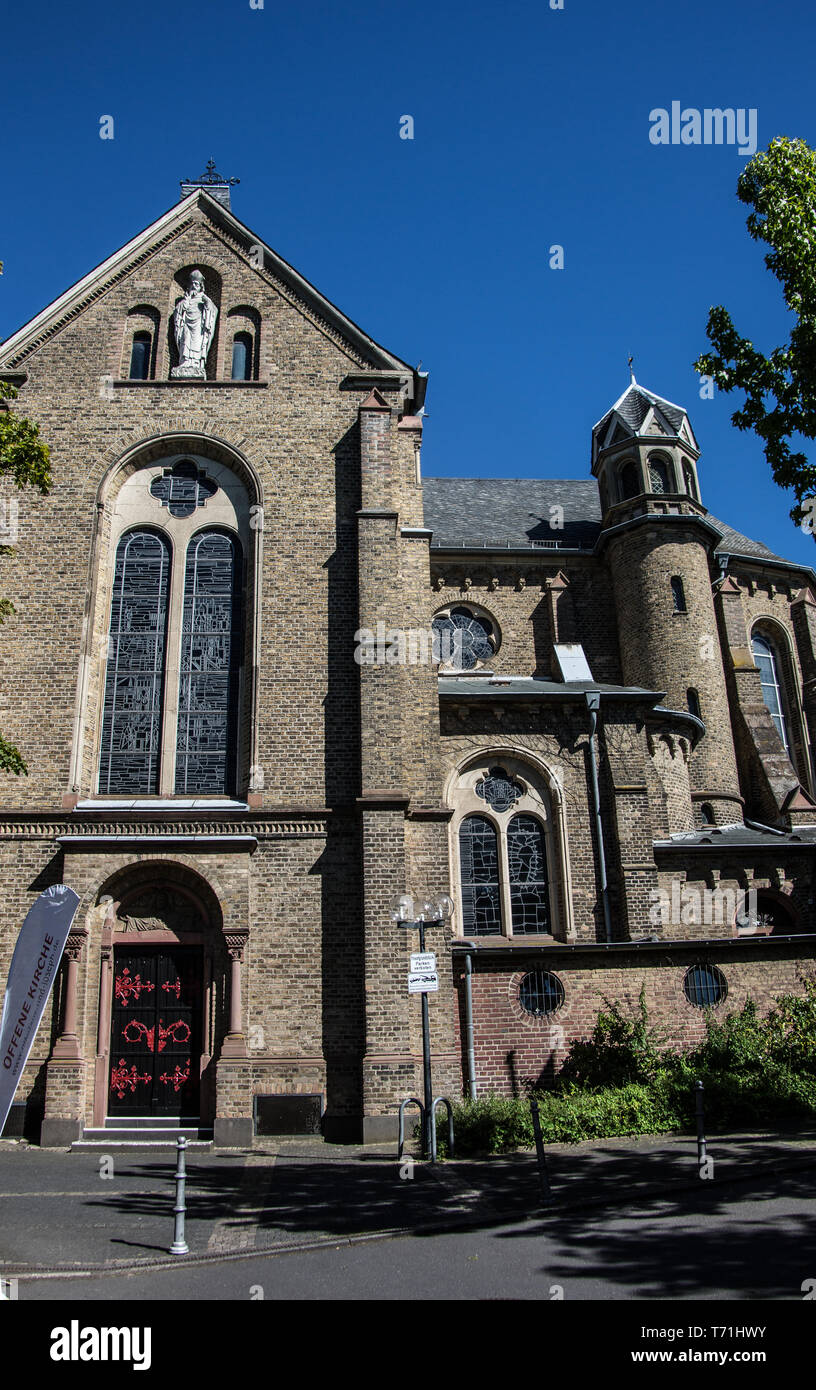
[{"left": 182, "top": 159, "right": 240, "bottom": 189}]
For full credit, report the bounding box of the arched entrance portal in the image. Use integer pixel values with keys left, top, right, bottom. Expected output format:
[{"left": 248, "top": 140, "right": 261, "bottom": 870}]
[{"left": 93, "top": 867, "right": 227, "bottom": 1129}]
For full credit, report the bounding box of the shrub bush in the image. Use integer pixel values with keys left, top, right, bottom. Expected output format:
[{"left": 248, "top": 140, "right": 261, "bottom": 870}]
[{"left": 436, "top": 979, "right": 816, "bottom": 1156}]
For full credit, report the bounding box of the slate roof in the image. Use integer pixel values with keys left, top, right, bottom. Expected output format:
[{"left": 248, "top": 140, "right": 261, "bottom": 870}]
[
  {"left": 593, "top": 381, "right": 688, "bottom": 438},
  {"left": 422, "top": 478, "right": 601, "bottom": 549},
  {"left": 654, "top": 824, "right": 816, "bottom": 849},
  {"left": 437, "top": 676, "right": 661, "bottom": 700},
  {"left": 422, "top": 476, "right": 788, "bottom": 564}
]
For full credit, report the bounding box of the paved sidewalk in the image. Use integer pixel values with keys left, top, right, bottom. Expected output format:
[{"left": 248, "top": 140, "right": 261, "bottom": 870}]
[{"left": 1, "top": 1125, "right": 814, "bottom": 1276}]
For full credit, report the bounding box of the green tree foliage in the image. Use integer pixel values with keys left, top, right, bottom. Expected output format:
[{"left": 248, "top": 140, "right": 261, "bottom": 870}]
[
  {"left": 0, "top": 380, "right": 52, "bottom": 773},
  {"left": 694, "top": 136, "right": 816, "bottom": 534}
]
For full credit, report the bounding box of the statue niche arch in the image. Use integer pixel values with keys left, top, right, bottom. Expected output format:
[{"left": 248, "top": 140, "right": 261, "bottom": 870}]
[{"left": 92, "top": 863, "right": 234, "bottom": 1129}]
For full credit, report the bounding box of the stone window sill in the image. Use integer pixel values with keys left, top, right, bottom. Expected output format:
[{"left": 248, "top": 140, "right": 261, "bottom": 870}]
[{"left": 112, "top": 379, "right": 269, "bottom": 388}]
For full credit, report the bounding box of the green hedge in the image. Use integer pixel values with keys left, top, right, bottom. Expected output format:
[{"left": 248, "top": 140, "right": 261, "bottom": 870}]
[{"left": 436, "top": 980, "right": 816, "bottom": 1156}]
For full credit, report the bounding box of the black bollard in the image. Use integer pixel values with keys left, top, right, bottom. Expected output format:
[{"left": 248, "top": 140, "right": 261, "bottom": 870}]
[
  {"left": 169, "top": 1135, "right": 189, "bottom": 1255},
  {"left": 530, "top": 1100, "right": 552, "bottom": 1203}
]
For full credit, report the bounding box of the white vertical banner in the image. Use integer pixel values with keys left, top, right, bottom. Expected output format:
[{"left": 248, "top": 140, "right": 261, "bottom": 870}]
[{"left": 0, "top": 885, "right": 80, "bottom": 1135}]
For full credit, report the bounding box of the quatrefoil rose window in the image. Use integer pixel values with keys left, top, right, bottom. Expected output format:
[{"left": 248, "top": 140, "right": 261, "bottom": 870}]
[
  {"left": 432, "top": 605, "right": 498, "bottom": 671},
  {"left": 150, "top": 460, "right": 218, "bottom": 518}
]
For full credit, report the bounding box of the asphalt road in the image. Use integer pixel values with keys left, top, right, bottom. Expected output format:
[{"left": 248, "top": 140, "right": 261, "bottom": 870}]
[{"left": 13, "top": 1165, "right": 816, "bottom": 1302}]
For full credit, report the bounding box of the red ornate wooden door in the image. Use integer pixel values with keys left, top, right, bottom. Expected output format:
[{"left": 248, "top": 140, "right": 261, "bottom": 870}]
[{"left": 109, "top": 947, "right": 202, "bottom": 1117}]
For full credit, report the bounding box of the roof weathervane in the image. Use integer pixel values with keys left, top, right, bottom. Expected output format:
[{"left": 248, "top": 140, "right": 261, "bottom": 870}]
[{"left": 628, "top": 352, "right": 636, "bottom": 385}]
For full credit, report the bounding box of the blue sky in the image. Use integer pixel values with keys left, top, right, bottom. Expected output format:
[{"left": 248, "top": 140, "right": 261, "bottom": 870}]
[{"left": 2, "top": 0, "right": 816, "bottom": 564}]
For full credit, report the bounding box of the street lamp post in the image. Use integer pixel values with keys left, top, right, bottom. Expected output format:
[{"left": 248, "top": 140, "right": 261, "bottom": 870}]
[{"left": 391, "top": 891, "right": 454, "bottom": 1159}]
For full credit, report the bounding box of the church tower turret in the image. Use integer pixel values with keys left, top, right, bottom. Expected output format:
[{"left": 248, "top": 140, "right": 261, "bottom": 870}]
[
  {"left": 592, "top": 371, "right": 703, "bottom": 520},
  {"left": 593, "top": 376, "right": 743, "bottom": 827}
]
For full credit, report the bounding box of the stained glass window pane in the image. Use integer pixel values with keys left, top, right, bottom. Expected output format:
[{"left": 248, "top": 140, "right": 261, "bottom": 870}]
[
  {"left": 476, "top": 766, "right": 523, "bottom": 813},
  {"left": 176, "top": 531, "right": 241, "bottom": 795},
  {"left": 459, "top": 815, "right": 501, "bottom": 936},
  {"left": 508, "top": 814, "right": 551, "bottom": 934},
  {"left": 432, "top": 608, "right": 494, "bottom": 671},
  {"left": 150, "top": 461, "right": 218, "bottom": 519},
  {"left": 99, "top": 530, "right": 170, "bottom": 794}
]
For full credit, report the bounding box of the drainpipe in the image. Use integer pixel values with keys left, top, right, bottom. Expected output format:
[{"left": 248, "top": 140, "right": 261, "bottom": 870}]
[
  {"left": 462, "top": 944, "right": 477, "bottom": 1101},
  {"left": 586, "top": 691, "right": 613, "bottom": 942}
]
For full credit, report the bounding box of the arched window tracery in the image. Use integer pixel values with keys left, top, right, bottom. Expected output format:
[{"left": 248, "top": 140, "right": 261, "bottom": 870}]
[
  {"left": 452, "top": 760, "right": 565, "bottom": 939},
  {"left": 95, "top": 454, "right": 250, "bottom": 799}
]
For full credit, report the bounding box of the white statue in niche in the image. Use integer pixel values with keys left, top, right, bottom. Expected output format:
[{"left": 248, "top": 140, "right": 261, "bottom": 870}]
[{"left": 171, "top": 268, "right": 217, "bottom": 378}]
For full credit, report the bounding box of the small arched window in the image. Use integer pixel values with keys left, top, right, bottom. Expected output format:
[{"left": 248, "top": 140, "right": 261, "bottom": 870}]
[
  {"left": 671, "top": 576, "right": 687, "bottom": 613},
  {"left": 701, "top": 802, "right": 715, "bottom": 825},
  {"left": 129, "top": 331, "right": 152, "bottom": 380},
  {"left": 619, "top": 461, "right": 640, "bottom": 500},
  {"left": 682, "top": 460, "right": 697, "bottom": 500},
  {"left": 231, "top": 331, "right": 253, "bottom": 381},
  {"left": 687, "top": 687, "right": 701, "bottom": 720},
  {"left": 648, "top": 456, "right": 672, "bottom": 494},
  {"left": 751, "top": 632, "right": 790, "bottom": 752}
]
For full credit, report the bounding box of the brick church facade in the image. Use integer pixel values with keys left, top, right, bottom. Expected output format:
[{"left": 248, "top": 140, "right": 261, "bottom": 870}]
[{"left": 1, "top": 178, "right": 815, "bottom": 1146}]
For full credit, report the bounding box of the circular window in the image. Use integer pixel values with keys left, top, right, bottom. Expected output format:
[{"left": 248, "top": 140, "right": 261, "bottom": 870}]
[
  {"left": 519, "top": 971, "right": 564, "bottom": 1017},
  {"left": 683, "top": 964, "right": 727, "bottom": 1008},
  {"left": 432, "top": 606, "right": 496, "bottom": 670}
]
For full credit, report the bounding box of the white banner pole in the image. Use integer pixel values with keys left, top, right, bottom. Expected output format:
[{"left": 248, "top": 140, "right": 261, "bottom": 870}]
[{"left": 0, "top": 885, "right": 81, "bottom": 1136}]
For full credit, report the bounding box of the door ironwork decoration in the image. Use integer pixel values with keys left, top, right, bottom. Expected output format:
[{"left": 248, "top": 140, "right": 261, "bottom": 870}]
[{"left": 109, "top": 947, "right": 202, "bottom": 1117}]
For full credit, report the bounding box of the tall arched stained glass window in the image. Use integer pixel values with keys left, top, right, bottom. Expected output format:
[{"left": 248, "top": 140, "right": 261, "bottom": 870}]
[
  {"left": 99, "top": 530, "right": 170, "bottom": 794},
  {"left": 175, "top": 530, "right": 241, "bottom": 794},
  {"left": 507, "top": 814, "right": 550, "bottom": 934},
  {"left": 752, "top": 632, "right": 790, "bottom": 753},
  {"left": 459, "top": 815, "right": 502, "bottom": 936}
]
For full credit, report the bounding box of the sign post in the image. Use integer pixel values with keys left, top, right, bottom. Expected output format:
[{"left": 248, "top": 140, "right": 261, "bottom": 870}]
[{"left": 391, "top": 893, "right": 454, "bottom": 1160}]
